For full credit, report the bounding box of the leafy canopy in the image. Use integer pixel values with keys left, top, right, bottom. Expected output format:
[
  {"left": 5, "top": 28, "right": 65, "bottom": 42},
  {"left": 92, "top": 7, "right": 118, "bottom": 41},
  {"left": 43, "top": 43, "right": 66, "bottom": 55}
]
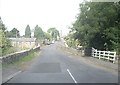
[
  {"left": 25, "top": 25, "right": 31, "bottom": 38},
  {"left": 69, "top": 1, "right": 120, "bottom": 53},
  {"left": 34, "top": 25, "right": 44, "bottom": 40},
  {"left": 47, "top": 28, "right": 60, "bottom": 40}
]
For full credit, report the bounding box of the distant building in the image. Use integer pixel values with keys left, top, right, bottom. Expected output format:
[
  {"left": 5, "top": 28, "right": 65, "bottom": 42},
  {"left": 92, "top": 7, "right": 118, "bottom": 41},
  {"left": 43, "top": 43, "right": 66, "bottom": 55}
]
[{"left": 8, "top": 38, "right": 38, "bottom": 49}]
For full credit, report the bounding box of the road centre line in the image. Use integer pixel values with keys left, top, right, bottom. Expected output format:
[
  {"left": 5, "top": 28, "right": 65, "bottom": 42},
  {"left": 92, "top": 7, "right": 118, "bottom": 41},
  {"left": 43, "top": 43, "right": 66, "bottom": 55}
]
[{"left": 67, "top": 69, "right": 78, "bottom": 84}]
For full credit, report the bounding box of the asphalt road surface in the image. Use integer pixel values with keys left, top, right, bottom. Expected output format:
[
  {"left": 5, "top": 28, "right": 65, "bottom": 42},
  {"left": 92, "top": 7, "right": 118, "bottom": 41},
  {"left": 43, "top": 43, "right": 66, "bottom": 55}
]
[{"left": 6, "top": 42, "right": 118, "bottom": 83}]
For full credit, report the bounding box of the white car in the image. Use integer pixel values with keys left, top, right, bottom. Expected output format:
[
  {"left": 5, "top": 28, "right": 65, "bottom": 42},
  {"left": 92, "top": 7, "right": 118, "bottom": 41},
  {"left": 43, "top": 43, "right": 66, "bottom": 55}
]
[{"left": 52, "top": 40, "right": 55, "bottom": 44}]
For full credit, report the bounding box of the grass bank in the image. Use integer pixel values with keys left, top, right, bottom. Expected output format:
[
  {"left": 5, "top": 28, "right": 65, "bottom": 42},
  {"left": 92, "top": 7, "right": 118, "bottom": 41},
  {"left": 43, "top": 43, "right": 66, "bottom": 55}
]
[
  {"left": 15, "top": 51, "right": 40, "bottom": 66},
  {"left": 2, "top": 47, "right": 18, "bottom": 56},
  {"left": 3, "top": 51, "right": 40, "bottom": 69}
]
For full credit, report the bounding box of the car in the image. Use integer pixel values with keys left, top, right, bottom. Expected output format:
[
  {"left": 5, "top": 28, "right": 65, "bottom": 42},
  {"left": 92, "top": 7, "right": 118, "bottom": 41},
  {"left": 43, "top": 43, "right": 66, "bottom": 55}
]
[{"left": 51, "top": 40, "right": 55, "bottom": 44}]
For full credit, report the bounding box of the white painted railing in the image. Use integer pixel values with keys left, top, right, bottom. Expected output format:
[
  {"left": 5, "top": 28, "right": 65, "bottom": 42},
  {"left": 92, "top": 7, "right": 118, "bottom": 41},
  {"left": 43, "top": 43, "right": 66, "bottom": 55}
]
[{"left": 92, "top": 47, "right": 116, "bottom": 63}]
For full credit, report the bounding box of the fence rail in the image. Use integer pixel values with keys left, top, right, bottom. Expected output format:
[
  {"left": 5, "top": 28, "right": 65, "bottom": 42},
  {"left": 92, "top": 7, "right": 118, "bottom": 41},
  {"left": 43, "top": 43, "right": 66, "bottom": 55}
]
[{"left": 92, "top": 47, "right": 116, "bottom": 63}]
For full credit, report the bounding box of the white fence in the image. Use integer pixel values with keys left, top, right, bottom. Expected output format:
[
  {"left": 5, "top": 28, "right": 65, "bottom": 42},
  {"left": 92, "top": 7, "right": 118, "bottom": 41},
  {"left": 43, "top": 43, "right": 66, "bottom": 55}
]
[{"left": 92, "top": 47, "right": 116, "bottom": 63}]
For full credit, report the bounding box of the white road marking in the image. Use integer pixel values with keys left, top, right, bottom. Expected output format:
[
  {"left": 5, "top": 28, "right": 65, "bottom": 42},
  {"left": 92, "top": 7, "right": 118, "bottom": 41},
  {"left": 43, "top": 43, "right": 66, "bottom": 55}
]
[
  {"left": 3, "top": 71, "right": 22, "bottom": 83},
  {"left": 67, "top": 69, "right": 77, "bottom": 84}
]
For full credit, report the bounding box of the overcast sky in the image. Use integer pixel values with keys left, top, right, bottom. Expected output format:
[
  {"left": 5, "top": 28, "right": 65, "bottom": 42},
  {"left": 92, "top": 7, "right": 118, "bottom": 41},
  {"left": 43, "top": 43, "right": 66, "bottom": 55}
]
[{"left": 0, "top": 0, "right": 84, "bottom": 36}]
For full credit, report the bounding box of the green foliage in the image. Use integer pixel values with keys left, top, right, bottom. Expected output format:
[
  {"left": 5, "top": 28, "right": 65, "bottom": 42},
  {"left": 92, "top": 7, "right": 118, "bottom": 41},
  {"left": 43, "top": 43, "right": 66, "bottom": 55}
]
[
  {"left": 44, "top": 32, "right": 51, "bottom": 40},
  {"left": 13, "top": 51, "right": 39, "bottom": 66},
  {"left": 6, "top": 31, "right": 12, "bottom": 37},
  {"left": 69, "top": 1, "right": 120, "bottom": 54},
  {"left": 47, "top": 28, "right": 60, "bottom": 41},
  {"left": 64, "top": 33, "right": 80, "bottom": 48},
  {"left": 0, "top": 30, "right": 7, "bottom": 48},
  {"left": 0, "top": 17, "right": 13, "bottom": 55},
  {"left": 25, "top": 25, "right": 31, "bottom": 38},
  {"left": 0, "top": 17, "right": 8, "bottom": 48},
  {"left": 0, "top": 30, "right": 12, "bottom": 55},
  {"left": 34, "top": 25, "right": 44, "bottom": 41},
  {"left": 3, "top": 51, "right": 40, "bottom": 68},
  {"left": 6, "top": 28, "right": 20, "bottom": 38},
  {"left": 2, "top": 47, "right": 17, "bottom": 56},
  {"left": 0, "top": 17, "right": 6, "bottom": 31}
]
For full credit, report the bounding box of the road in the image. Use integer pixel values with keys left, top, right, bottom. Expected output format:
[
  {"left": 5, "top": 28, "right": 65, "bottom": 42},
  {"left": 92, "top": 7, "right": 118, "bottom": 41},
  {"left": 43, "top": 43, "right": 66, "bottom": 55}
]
[{"left": 6, "top": 42, "right": 118, "bottom": 84}]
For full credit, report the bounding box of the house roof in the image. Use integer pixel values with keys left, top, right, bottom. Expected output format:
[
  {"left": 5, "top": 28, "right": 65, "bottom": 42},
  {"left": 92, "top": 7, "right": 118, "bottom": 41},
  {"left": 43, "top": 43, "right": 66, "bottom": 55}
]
[{"left": 8, "top": 38, "right": 36, "bottom": 42}]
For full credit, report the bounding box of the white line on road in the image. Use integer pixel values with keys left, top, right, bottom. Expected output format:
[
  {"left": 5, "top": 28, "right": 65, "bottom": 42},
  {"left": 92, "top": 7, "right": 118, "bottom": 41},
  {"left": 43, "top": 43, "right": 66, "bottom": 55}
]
[{"left": 67, "top": 69, "right": 77, "bottom": 84}]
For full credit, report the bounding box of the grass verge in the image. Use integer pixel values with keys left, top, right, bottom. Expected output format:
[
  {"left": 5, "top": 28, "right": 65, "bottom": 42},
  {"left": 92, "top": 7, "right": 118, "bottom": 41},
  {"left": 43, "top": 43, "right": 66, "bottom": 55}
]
[
  {"left": 2, "top": 51, "right": 40, "bottom": 69},
  {"left": 15, "top": 51, "right": 39, "bottom": 66}
]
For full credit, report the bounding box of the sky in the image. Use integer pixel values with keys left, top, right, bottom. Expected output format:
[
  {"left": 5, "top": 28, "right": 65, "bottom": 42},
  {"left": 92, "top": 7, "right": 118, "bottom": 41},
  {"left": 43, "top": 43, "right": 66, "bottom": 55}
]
[{"left": 0, "top": 0, "right": 84, "bottom": 36}]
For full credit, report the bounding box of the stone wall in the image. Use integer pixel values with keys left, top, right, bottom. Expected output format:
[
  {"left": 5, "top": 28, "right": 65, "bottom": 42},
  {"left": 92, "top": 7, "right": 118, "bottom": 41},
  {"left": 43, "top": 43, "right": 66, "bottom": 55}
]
[{"left": 0, "top": 46, "right": 40, "bottom": 64}]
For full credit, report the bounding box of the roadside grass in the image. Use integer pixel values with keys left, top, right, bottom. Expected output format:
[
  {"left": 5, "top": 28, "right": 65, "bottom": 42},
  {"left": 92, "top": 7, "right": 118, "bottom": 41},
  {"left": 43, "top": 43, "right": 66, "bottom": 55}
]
[
  {"left": 15, "top": 51, "right": 40, "bottom": 66},
  {"left": 2, "top": 46, "right": 30, "bottom": 56},
  {"left": 2, "top": 51, "right": 40, "bottom": 69},
  {"left": 2, "top": 47, "right": 18, "bottom": 56}
]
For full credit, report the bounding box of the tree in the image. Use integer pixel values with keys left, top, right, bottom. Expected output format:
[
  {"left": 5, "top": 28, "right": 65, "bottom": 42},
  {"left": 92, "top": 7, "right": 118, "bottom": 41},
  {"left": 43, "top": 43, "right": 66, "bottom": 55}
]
[
  {"left": 7, "top": 28, "right": 20, "bottom": 38},
  {"left": 34, "top": 25, "right": 44, "bottom": 40},
  {"left": 69, "top": 1, "right": 120, "bottom": 54},
  {"left": 0, "top": 17, "right": 11, "bottom": 55},
  {"left": 0, "top": 17, "right": 6, "bottom": 32},
  {"left": 0, "top": 17, "right": 10, "bottom": 48},
  {"left": 44, "top": 32, "right": 51, "bottom": 40},
  {"left": 6, "top": 31, "right": 13, "bottom": 38},
  {"left": 64, "top": 33, "right": 79, "bottom": 48},
  {"left": 25, "top": 25, "right": 31, "bottom": 38},
  {"left": 47, "top": 28, "right": 60, "bottom": 41},
  {"left": 0, "top": 30, "right": 7, "bottom": 48}
]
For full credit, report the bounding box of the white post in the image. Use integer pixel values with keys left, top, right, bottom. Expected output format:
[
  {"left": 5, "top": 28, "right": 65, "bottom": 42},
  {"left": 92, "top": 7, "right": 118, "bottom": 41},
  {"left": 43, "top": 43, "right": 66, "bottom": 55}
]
[
  {"left": 113, "top": 52, "right": 116, "bottom": 63},
  {"left": 103, "top": 51, "right": 105, "bottom": 60},
  {"left": 108, "top": 51, "right": 110, "bottom": 61},
  {"left": 99, "top": 51, "right": 101, "bottom": 59}
]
